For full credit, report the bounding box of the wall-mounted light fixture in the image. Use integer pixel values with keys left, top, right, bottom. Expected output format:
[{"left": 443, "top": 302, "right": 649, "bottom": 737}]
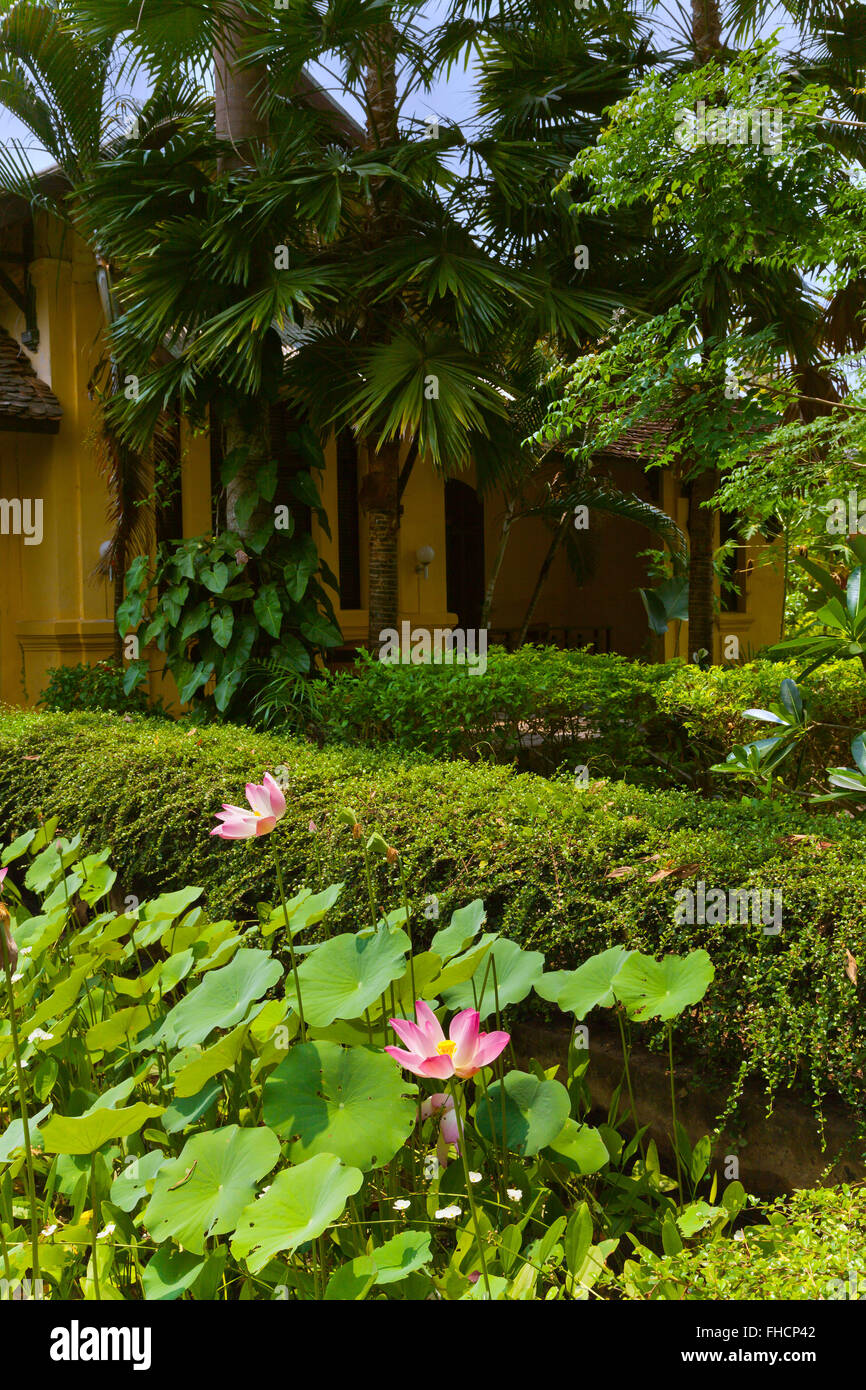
[{"left": 415, "top": 545, "right": 435, "bottom": 580}]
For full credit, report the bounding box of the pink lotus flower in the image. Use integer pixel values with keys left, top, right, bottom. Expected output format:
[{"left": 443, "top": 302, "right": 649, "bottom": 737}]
[
  {"left": 210, "top": 773, "right": 287, "bottom": 839},
  {"left": 386, "top": 1001, "right": 509, "bottom": 1080},
  {"left": 420, "top": 1091, "right": 461, "bottom": 1163},
  {"left": 0, "top": 867, "right": 6, "bottom": 894}
]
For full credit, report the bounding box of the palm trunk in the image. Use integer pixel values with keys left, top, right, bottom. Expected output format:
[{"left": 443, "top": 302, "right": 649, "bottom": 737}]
[
  {"left": 361, "top": 437, "right": 401, "bottom": 642},
  {"left": 481, "top": 495, "right": 516, "bottom": 629},
  {"left": 683, "top": 2, "right": 723, "bottom": 664},
  {"left": 214, "top": 0, "right": 267, "bottom": 172},
  {"left": 517, "top": 512, "right": 570, "bottom": 645},
  {"left": 360, "top": 23, "right": 400, "bottom": 646},
  {"left": 213, "top": 2, "right": 272, "bottom": 535}
]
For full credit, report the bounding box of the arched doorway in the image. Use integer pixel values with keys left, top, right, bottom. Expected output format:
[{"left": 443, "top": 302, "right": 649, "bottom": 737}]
[{"left": 444, "top": 479, "right": 485, "bottom": 629}]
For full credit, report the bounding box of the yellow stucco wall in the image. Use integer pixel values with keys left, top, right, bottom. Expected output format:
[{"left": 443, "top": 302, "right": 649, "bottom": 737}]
[
  {"left": 0, "top": 211, "right": 115, "bottom": 707},
  {"left": 0, "top": 214, "right": 787, "bottom": 710}
]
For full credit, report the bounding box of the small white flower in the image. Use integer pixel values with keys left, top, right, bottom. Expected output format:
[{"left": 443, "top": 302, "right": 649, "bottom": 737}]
[
  {"left": 733, "top": 1230, "right": 745, "bottom": 1242},
  {"left": 10, "top": 972, "right": 22, "bottom": 984},
  {"left": 41, "top": 1224, "right": 57, "bottom": 1237},
  {"left": 506, "top": 1187, "right": 523, "bottom": 1201},
  {"left": 28, "top": 1029, "right": 54, "bottom": 1043},
  {"left": 435, "top": 1204, "right": 463, "bottom": 1220},
  {"left": 423, "top": 1155, "right": 441, "bottom": 1181},
  {"left": 97, "top": 1223, "right": 116, "bottom": 1239},
  {"left": 393, "top": 1199, "right": 411, "bottom": 1211},
  {"left": 468, "top": 1171, "right": 482, "bottom": 1184},
  {"left": 19, "top": 947, "right": 32, "bottom": 957}
]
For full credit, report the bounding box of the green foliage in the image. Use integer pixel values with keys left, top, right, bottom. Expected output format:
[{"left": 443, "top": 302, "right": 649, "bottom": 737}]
[
  {"left": 118, "top": 437, "right": 342, "bottom": 719},
  {"left": 2, "top": 707, "right": 866, "bottom": 1120},
  {"left": 0, "top": 810, "right": 738, "bottom": 1301},
  {"left": 617, "top": 1184, "right": 866, "bottom": 1300},
  {"left": 305, "top": 645, "right": 679, "bottom": 778},
  {"left": 39, "top": 659, "right": 167, "bottom": 718}
]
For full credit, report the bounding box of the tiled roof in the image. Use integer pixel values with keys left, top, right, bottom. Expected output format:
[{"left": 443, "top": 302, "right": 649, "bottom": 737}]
[
  {"left": 0, "top": 327, "right": 62, "bottom": 431},
  {"left": 592, "top": 417, "right": 672, "bottom": 460}
]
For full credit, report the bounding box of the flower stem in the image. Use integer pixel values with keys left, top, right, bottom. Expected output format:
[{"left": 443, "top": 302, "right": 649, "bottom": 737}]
[
  {"left": 667, "top": 1023, "right": 684, "bottom": 1206},
  {"left": 272, "top": 840, "right": 306, "bottom": 1041},
  {"left": 396, "top": 857, "right": 417, "bottom": 1006},
  {"left": 90, "top": 1154, "right": 101, "bottom": 1301},
  {"left": 448, "top": 1078, "right": 493, "bottom": 1300},
  {"left": 0, "top": 908, "right": 40, "bottom": 1282},
  {"left": 617, "top": 1008, "right": 644, "bottom": 1159}
]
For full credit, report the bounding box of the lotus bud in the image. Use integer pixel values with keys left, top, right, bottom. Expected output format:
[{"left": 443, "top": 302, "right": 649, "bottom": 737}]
[
  {"left": 308, "top": 820, "right": 317, "bottom": 834},
  {"left": 0, "top": 904, "right": 18, "bottom": 975}
]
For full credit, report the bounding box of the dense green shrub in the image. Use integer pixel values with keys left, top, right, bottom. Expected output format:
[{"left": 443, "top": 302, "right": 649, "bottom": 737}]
[
  {"left": 656, "top": 659, "right": 866, "bottom": 783},
  {"left": 38, "top": 659, "right": 169, "bottom": 718},
  {"left": 617, "top": 1183, "right": 866, "bottom": 1299},
  {"left": 307, "top": 645, "right": 683, "bottom": 780},
  {"left": 1, "top": 708, "right": 865, "bottom": 1128},
  {"left": 273, "top": 649, "right": 866, "bottom": 794}
]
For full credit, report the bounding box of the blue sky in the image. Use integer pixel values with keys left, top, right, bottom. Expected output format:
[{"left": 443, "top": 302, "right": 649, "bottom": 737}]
[{"left": 0, "top": 1, "right": 805, "bottom": 169}]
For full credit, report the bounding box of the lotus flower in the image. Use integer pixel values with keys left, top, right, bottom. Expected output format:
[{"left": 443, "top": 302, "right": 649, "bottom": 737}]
[
  {"left": 0, "top": 868, "right": 16, "bottom": 973},
  {"left": 211, "top": 773, "right": 287, "bottom": 839},
  {"left": 421, "top": 1091, "right": 461, "bottom": 1163},
  {"left": 386, "top": 1001, "right": 509, "bottom": 1080}
]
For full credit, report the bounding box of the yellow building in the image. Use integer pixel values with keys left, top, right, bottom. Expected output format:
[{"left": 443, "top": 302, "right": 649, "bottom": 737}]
[{"left": 0, "top": 200, "right": 785, "bottom": 712}]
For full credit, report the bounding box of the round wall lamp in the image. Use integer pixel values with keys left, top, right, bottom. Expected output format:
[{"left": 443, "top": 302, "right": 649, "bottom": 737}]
[{"left": 415, "top": 545, "right": 435, "bottom": 579}]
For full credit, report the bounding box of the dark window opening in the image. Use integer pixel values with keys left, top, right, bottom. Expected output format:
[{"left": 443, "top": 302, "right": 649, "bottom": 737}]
[{"left": 445, "top": 478, "right": 485, "bottom": 629}]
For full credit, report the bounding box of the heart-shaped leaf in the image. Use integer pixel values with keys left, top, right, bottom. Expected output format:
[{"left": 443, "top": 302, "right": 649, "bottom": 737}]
[
  {"left": 263, "top": 1041, "right": 416, "bottom": 1170},
  {"left": 231, "top": 1154, "right": 363, "bottom": 1275},
  {"left": 144, "top": 1125, "right": 280, "bottom": 1255}
]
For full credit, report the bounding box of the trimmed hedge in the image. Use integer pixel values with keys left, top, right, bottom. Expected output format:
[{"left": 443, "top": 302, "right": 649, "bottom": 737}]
[
  {"left": 308, "top": 645, "right": 677, "bottom": 778},
  {"left": 1, "top": 707, "right": 865, "bottom": 1127},
  {"left": 656, "top": 659, "right": 866, "bottom": 782},
  {"left": 303, "top": 649, "right": 866, "bottom": 792}
]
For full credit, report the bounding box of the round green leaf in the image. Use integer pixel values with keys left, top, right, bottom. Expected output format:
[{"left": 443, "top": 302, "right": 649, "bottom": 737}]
[
  {"left": 288, "top": 929, "right": 409, "bottom": 1027},
  {"left": 41, "top": 1103, "right": 164, "bottom": 1155},
  {"left": 612, "top": 949, "right": 714, "bottom": 1022},
  {"left": 543, "top": 1119, "right": 610, "bottom": 1174},
  {"left": 162, "top": 949, "right": 282, "bottom": 1047},
  {"left": 369, "top": 1229, "right": 433, "bottom": 1284},
  {"left": 440, "top": 937, "right": 544, "bottom": 1020},
  {"left": 230, "top": 1154, "right": 363, "bottom": 1275},
  {"left": 534, "top": 945, "right": 633, "bottom": 1019},
  {"left": 475, "top": 1070, "right": 570, "bottom": 1155},
  {"left": 143, "top": 1124, "right": 280, "bottom": 1255},
  {"left": 263, "top": 1041, "right": 416, "bottom": 1171},
  {"left": 141, "top": 1247, "right": 206, "bottom": 1301}
]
